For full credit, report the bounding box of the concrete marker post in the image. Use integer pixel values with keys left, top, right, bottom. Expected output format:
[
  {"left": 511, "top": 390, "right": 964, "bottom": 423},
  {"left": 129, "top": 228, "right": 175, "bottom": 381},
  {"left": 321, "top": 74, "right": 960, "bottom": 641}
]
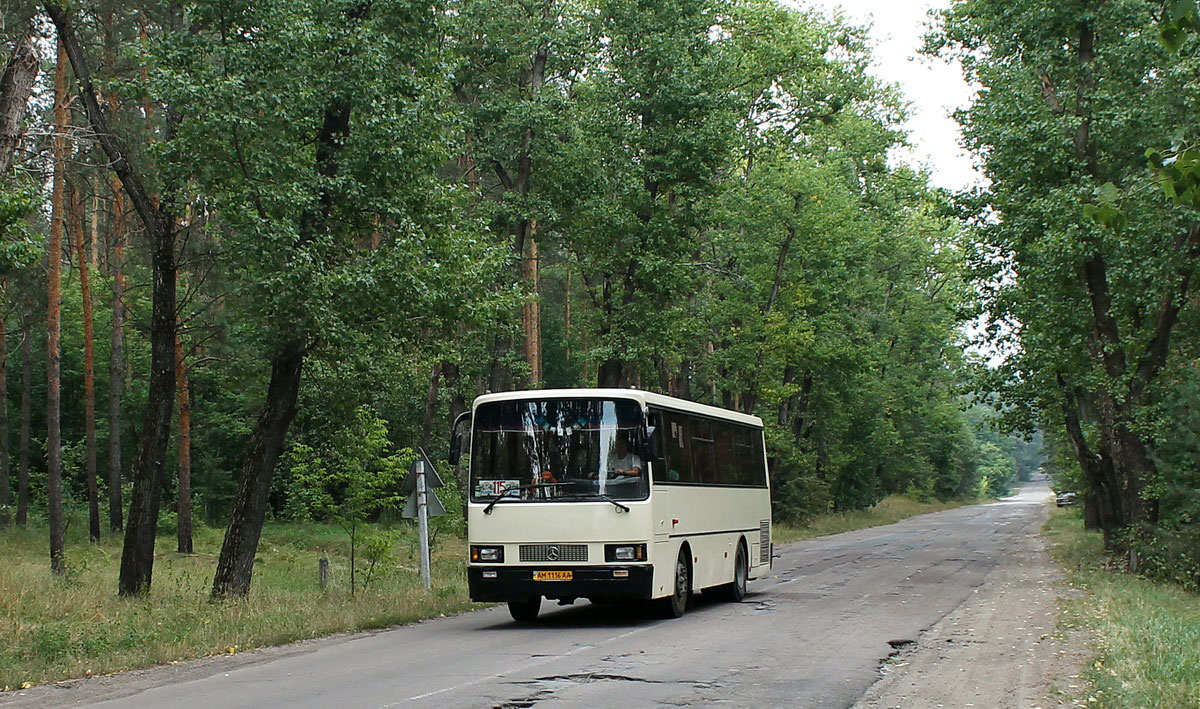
[{"left": 417, "top": 459, "right": 432, "bottom": 591}]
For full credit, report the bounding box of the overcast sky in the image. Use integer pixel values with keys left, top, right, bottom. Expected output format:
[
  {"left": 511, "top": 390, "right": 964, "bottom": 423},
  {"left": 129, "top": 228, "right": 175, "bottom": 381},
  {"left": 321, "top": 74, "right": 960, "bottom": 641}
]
[{"left": 794, "top": 0, "right": 982, "bottom": 191}]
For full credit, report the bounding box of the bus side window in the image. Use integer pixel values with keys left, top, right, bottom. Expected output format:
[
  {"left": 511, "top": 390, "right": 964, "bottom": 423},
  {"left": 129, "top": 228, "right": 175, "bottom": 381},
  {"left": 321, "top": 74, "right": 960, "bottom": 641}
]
[
  {"left": 691, "top": 420, "right": 716, "bottom": 484},
  {"left": 646, "top": 411, "right": 666, "bottom": 469},
  {"left": 731, "top": 426, "right": 752, "bottom": 485},
  {"left": 663, "top": 411, "right": 693, "bottom": 483},
  {"left": 713, "top": 423, "right": 734, "bottom": 484}
]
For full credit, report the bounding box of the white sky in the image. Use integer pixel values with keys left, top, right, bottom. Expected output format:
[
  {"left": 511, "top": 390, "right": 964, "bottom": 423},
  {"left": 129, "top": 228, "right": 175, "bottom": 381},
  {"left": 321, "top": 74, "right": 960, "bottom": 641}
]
[{"left": 794, "top": 0, "right": 982, "bottom": 191}]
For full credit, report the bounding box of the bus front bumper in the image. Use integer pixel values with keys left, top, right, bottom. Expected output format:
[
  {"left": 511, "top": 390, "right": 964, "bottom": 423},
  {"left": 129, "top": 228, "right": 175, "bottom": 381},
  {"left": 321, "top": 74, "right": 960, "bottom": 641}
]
[{"left": 468, "top": 565, "right": 654, "bottom": 602}]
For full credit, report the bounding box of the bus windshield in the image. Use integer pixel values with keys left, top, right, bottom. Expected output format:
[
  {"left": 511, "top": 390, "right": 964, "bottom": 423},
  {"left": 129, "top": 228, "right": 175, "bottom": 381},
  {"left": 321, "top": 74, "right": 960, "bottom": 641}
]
[{"left": 470, "top": 398, "right": 648, "bottom": 503}]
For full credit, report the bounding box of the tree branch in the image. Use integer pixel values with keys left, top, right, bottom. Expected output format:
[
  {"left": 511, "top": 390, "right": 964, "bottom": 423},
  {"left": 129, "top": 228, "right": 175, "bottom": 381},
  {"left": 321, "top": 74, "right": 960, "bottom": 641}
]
[{"left": 44, "top": 1, "right": 164, "bottom": 241}]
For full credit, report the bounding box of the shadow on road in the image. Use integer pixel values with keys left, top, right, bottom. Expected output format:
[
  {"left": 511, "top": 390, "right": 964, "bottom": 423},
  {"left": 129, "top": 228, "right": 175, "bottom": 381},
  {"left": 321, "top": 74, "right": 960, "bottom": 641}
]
[{"left": 475, "top": 590, "right": 762, "bottom": 631}]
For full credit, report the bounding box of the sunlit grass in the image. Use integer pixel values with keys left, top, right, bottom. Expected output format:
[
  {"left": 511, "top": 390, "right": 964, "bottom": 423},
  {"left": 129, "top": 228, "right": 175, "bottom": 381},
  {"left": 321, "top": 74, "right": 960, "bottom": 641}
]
[
  {"left": 0, "top": 517, "right": 473, "bottom": 691},
  {"left": 1045, "top": 508, "right": 1200, "bottom": 708},
  {"left": 773, "top": 494, "right": 969, "bottom": 545}
]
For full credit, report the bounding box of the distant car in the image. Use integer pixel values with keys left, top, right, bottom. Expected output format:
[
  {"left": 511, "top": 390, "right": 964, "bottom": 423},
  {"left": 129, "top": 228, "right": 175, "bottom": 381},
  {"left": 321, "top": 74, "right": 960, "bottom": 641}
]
[{"left": 1055, "top": 491, "right": 1077, "bottom": 507}]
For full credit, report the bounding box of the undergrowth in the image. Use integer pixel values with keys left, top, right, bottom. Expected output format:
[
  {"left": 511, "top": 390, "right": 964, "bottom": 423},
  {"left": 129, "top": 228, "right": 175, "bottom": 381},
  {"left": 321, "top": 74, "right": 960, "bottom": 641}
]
[{"left": 1045, "top": 507, "right": 1200, "bottom": 708}]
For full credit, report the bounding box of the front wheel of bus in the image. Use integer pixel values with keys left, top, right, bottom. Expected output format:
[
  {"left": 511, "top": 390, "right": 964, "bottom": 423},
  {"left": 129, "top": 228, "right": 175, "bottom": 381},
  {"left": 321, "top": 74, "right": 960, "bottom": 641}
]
[
  {"left": 508, "top": 597, "right": 541, "bottom": 623},
  {"left": 662, "top": 549, "right": 691, "bottom": 618}
]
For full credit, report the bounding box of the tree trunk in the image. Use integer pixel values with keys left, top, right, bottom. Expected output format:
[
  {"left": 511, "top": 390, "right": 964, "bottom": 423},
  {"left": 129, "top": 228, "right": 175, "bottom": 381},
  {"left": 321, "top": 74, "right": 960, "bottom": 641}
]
[
  {"left": 211, "top": 340, "right": 304, "bottom": 599},
  {"left": 118, "top": 214, "right": 176, "bottom": 594},
  {"left": 444, "top": 361, "right": 467, "bottom": 421},
  {"left": 564, "top": 270, "right": 572, "bottom": 369},
  {"left": 46, "top": 0, "right": 180, "bottom": 595},
  {"left": 71, "top": 181, "right": 101, "bottom": 543},
  {"left": 521, "top": 225, "right": 542, "bottom": 385},
  {"left": 1058, "top": 375, "right": 1123, "bottom": 547},
  {"left": 420, "top": 361, "right": 442, "bottom": 453},
  {"left": 175, "top": 332, "right": 192, "bottom": 554},
  {"left": 103, "top": 5, "right": 125, "bottom": 534},
  {"left": 108, "top": 177, "right": 126, "bottom": 532},
  {"left": 0, "top": 278, "right": 8, "bottom": 526},
  {"left": 212, "top": 92, "right": 352, "bottom": 599},
  {"left": 47, "top": 38, "right": 67, "bottom": 575},
  {"left": 17, "top": 314, "right": 30, "bottom": 526},
  {"left": 0, "top": 33, "right": 39, "bottom": 176},
  {"left": 597, "top": 359, "right": 624, "bottom": 387}
]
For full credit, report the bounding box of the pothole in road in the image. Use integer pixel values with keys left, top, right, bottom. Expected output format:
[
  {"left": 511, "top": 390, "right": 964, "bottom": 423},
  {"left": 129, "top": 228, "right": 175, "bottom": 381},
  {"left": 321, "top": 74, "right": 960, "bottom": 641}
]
[
  {"left": 496, "top": 674, "right": 718, "bottom": 707},
  {"left": 884, "top": 638, "right": 918, "bottom": 663},
  {"left": 494, "top": 688, "right": 554, "bottom": 708}
]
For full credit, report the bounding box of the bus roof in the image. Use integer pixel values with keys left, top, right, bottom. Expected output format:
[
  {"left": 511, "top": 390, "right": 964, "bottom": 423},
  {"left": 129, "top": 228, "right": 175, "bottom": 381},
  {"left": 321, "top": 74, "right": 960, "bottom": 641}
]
[{"left": 471, "top": 388, "right": 764, "bottom": 428}]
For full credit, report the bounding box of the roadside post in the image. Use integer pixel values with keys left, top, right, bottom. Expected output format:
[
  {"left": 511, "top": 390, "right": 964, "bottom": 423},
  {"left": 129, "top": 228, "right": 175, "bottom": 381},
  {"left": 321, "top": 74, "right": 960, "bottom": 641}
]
[{"left": 401, "top": 449, "right": 446, "bottom": 591}]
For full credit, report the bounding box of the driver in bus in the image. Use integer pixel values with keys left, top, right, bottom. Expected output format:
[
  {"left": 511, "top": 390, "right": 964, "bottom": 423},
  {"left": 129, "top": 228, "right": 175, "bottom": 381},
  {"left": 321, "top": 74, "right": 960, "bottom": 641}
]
[{"left": 605, "top": 433, "right": 643, "bottom": 478}]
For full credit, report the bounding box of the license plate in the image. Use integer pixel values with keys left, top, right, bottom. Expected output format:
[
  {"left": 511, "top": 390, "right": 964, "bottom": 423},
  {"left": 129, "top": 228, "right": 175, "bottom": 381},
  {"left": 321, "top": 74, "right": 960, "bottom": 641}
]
[{"left": 534, "top": 570, "right": 573, "bottom": 581}]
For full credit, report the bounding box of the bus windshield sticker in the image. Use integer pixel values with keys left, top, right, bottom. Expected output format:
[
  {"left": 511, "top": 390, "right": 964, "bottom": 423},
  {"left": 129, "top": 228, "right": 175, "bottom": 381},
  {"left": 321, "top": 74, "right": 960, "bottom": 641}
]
[{"left": 475, "top": 479, "right": 521, "bottom": 498}]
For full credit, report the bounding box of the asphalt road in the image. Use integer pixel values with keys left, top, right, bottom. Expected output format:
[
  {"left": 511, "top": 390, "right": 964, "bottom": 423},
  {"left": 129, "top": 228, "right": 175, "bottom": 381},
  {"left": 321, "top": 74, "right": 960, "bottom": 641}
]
[{"left": 15, "top": 481, "right": 1055, "bottom": 708}]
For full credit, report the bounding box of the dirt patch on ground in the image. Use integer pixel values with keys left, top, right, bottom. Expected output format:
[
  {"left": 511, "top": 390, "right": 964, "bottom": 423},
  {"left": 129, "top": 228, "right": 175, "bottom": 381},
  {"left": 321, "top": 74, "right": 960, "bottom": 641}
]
[{"left": 854, "top": 496, "right": 1091, "bottom": 709}]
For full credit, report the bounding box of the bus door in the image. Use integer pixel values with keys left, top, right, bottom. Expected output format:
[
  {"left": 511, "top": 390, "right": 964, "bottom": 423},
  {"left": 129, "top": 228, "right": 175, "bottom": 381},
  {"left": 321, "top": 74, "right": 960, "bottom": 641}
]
[
  {"left": 648, "top": 410, "right": 671, "bottom": 545},
  {"left": 652, "top": 486, "right": 670, "bottom": 543}
]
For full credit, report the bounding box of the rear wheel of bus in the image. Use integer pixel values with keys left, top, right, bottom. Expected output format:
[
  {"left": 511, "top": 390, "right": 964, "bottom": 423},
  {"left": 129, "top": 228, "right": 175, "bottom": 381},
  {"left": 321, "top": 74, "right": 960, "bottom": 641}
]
[
  {"left": 712, "top": 542, "right": 748, "bottom": 602},
  {"left": 508, "top": 597, "right": 541, "bottom": 622}
]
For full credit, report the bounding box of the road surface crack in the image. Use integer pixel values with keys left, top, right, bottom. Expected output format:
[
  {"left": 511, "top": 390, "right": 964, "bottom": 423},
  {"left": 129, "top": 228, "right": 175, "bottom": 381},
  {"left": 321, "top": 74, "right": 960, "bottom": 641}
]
[{"left": 497, "top": 673, "right": 715, "bottom": 707}]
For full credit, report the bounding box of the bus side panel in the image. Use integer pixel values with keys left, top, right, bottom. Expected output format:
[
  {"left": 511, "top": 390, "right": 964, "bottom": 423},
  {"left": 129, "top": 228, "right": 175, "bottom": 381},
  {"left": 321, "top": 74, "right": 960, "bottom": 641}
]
[{"left": 661, "top": 485, "right": 772, "bottom": 591}]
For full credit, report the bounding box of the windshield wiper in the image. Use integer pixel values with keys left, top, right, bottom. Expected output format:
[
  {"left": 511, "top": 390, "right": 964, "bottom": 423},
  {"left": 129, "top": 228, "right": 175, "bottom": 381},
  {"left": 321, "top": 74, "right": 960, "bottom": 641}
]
[
  {"left": 482, "top": 482, "right": 567, "bottom": 514},
  {"left": 592, "top": 495, "right": 630, "bottom": 513},
  {"left": 482, "top": 486, "right": 521, "bottom": 515},
  {"left": 556, "top": 491, "right": 631, "bottom": 513}
]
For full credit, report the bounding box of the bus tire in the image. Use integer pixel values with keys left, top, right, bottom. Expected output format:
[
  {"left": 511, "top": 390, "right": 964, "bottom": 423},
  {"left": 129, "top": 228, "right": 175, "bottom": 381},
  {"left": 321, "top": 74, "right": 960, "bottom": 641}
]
[
  {"left": 713, "top": 542, "right": 748, "bottom": 603},
  {"left": 661, "top": 548, "right": 691, "bottom": 618},
  {"left": 508, "top": 597, "right": 541, "bottom": 622}
]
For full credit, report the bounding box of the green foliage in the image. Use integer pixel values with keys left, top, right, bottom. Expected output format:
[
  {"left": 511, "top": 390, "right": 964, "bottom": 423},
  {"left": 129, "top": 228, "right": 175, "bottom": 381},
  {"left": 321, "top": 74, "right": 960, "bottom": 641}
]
[
  {"left": 1159, "top": 0, "right": 1200, "bottom": 52},
  {"left": 3, "top": 0, "right": 1020, "bottom": 580},
  {"left": 0, "top": 180, "right": 41, "bottom": 274},
  {"left": 932, "top": 0, "right": 1200, "bottom": 556},
  {"left": 279, "top": 406, "right": 412, "bottom": 594},
  {"left": 281, "top": 407, "right": 409, "bottom": 525}
]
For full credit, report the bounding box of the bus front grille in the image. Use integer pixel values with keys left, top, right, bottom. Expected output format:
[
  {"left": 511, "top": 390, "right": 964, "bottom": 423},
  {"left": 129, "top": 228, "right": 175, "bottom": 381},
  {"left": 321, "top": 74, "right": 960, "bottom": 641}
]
[{"left": 519, "top": 544, "right": 588, "bottom": 563}]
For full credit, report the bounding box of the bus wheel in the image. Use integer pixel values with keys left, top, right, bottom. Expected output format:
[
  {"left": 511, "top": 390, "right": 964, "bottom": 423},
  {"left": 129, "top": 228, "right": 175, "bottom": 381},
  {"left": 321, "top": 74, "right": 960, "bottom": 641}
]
[
  {"left": 508, "top": 597, "right": 541, "bottom": 623},
  {"left": 661, "top": 549, "right": 691, "bottom": 618},
  {"left": 714, "top": 543, "right": 748, "bottom": 602}
]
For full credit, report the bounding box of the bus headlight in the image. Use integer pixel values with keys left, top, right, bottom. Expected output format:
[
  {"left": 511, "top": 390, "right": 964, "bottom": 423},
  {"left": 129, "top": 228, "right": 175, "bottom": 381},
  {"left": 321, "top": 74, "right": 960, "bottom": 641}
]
[
  {"left": 605, "top": 544, "right": 646, "bottom": 562},
  {"left": 471, "top": 545, "right": 504, "bottom": 563}
]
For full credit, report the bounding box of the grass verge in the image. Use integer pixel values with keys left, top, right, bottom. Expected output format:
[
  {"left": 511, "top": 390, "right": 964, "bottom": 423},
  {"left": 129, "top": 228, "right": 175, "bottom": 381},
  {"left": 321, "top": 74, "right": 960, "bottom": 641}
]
[
  {"left": 1044, "top": 507, "right": 1200, "bottom": 708},
  {"left": 773, "top": 494, "right": 969, "bottom": 545},
  {"left": 0, "top": 518, "right": 474, "bottom": 691}
]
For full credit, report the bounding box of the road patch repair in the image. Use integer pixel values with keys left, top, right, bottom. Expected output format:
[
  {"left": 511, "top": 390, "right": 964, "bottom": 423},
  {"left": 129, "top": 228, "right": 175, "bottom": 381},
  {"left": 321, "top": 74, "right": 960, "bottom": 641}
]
[{"left": 853, "top": 492, "right": 1090, "bottom": 709}]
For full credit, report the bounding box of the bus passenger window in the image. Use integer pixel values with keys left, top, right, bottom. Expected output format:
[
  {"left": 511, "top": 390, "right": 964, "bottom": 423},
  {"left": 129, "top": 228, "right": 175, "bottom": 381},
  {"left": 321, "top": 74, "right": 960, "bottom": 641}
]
[
  {"left": 690, "top": 420, "right": 716, "bottom": 483},
  {"left": 663, "top": 412, "right": 694, "bottom": 483}
]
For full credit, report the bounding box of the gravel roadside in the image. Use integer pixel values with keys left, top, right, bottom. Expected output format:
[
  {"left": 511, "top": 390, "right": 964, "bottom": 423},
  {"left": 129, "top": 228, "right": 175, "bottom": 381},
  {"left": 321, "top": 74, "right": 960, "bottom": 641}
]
[{"left": 853, "top": 485, "right": 1091, "bottom": 709}]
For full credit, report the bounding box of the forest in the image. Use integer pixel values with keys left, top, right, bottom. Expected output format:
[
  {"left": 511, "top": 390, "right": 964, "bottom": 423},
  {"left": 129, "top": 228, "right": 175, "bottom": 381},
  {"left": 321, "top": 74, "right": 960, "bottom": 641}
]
[{"left": 0, "top": 0, "right": 1195, "bottom": 601}]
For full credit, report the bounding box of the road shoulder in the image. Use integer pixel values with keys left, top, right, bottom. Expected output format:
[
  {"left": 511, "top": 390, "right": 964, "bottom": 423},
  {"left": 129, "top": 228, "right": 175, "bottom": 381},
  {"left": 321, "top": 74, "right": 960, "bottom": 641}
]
[{"left": 853, "top": 498, "right": 1091, "bottom": 709}]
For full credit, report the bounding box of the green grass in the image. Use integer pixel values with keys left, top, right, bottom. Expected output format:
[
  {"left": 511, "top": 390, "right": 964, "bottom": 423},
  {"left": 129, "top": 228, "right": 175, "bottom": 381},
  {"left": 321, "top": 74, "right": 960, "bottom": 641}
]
[
  {"left": 0, "top": 517, "right": 474, "bottom": 691},
  {"left": 1045, "top": 508, "right": 1200, "bottom": 708},
  {"left": 773, "top": 494, "right": 968, "bottom": 544}
]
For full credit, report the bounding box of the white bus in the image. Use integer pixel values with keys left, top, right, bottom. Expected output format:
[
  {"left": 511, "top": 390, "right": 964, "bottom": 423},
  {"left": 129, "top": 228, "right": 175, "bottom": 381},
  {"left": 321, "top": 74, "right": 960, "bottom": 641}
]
[{"left": 452, "top": 388, "right": 772, "bottom": 622}]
